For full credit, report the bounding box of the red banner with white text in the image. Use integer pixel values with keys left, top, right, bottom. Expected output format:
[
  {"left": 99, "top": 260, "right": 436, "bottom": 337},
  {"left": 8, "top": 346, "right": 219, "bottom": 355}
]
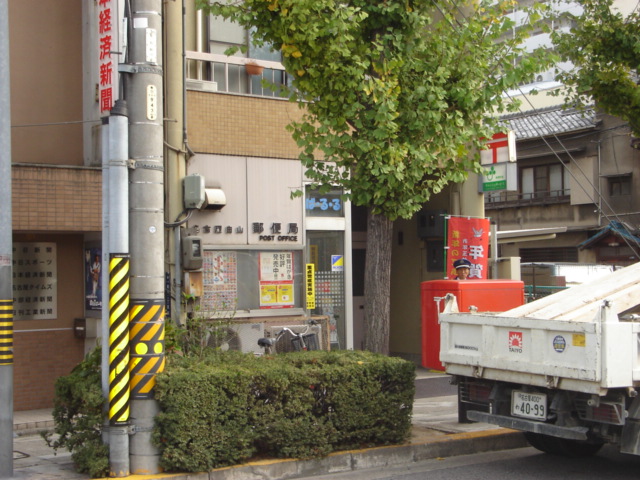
[{"left": 446, "top": 217, "right": 490, "bottom": 279}]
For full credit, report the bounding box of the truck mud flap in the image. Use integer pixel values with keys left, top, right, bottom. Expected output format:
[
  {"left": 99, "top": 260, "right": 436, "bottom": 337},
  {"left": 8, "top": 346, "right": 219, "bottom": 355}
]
[{"left": 467, "top": 410, "right": 589, "bottom": 441}]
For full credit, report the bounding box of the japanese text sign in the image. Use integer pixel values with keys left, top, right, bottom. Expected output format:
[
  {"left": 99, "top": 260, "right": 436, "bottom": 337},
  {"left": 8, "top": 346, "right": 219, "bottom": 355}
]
[{"left": 446, "top": 217, "right": 490, "bottom": 279}]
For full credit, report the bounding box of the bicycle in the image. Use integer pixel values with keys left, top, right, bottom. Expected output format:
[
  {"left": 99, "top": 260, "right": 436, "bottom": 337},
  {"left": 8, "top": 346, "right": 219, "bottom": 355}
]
[{"left": 257, "top": 320, "right": 320, "bottom": 354}]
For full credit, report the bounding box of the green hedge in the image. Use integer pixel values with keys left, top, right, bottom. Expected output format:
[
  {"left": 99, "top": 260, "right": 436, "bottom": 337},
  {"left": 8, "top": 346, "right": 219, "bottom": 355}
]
[{"left": 154, "top": 350, "right": 415, "bottom": 472}]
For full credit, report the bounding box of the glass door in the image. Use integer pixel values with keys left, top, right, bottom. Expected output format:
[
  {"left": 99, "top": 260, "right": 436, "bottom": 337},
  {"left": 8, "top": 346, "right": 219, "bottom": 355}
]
[{"left": 306, "top": 231, "right": 345, "bottom": 349}]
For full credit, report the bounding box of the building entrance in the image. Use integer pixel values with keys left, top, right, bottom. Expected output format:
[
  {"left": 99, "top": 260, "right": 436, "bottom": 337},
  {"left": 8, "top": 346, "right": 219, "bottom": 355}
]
[{"left": 306, "top": 231, "right": 346, "bottom": 349}]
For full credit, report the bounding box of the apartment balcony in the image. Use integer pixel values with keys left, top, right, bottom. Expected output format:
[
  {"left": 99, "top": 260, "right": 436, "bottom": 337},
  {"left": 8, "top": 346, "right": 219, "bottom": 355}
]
[
  {"left": 485, "top": 189, "right": 571, "bottom": 209},
  {"left": 185, "top": 51, "right": 289, "bottom": 98}
]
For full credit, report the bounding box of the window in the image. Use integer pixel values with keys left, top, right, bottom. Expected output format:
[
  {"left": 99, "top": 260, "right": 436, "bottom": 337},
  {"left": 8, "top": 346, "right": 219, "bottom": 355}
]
[
  {"left": 608, "top": 175, "right": 631, "bottom": 196},
  {"left": 201, "top": 250, "right": 304, "bottom": 313},
  {"left": 521, "top": 164, "right": 569, "bottom": 199},
  {"left": 208, "top": 16, "right": 288, "bottom": 97},
  {"left": 520, "top": 247, "right": 578, "bottom": 263}
]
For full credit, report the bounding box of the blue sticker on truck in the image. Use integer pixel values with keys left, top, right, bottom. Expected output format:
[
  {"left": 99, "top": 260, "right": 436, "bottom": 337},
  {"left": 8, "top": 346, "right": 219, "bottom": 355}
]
[{"left": 553, "top": 335, "right": 566, "bottom": 353}]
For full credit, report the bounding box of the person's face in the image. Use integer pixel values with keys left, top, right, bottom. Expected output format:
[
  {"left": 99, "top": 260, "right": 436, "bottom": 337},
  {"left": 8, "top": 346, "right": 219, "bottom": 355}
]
[{"left": 457, "top": 267, "right": 470, "bottom": 279}]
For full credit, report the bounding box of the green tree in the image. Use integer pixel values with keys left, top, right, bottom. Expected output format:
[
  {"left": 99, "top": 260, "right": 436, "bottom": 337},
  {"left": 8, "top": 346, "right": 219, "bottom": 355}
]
[
  {"left": 552, "top": 0, "right": 640, "bottom": 137},
  {"left": 197, "top": 0, "right": 551, "bottom": 353}
]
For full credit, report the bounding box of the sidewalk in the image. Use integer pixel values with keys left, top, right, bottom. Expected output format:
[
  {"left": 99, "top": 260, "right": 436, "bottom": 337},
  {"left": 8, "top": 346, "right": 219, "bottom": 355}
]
[{"left": 10, "top": 369, "right": 527, "bottom": 480}]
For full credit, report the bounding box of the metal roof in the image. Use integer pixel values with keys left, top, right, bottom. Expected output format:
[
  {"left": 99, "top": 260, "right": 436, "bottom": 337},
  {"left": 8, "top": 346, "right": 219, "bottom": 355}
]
[{"left": 500, "top": 106, "right": 599, "bottom": 140}]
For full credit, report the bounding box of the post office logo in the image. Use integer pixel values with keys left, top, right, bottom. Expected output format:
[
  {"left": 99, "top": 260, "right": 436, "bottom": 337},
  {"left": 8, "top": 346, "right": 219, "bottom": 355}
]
[{"left": 508, "top": 331, "right": 523, "bottom": 353}]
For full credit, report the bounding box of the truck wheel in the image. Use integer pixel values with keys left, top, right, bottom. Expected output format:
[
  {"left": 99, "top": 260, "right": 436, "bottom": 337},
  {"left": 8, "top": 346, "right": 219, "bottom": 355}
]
[{"left": 524, "top": 432, "right": 604, "bottom": 457}]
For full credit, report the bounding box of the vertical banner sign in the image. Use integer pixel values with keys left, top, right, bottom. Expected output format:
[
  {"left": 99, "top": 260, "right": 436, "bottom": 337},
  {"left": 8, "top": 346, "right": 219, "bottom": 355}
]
[
  {"left": 85, "top": 247, "right": 103, "bottom": 311},
  {"left": 97, "top": 0, "right": 117, "bottom": 115},
  {"left": 0, "top": 300, "right": 12, "bottom": 365},
  {"left": 108, "top": 254, "right": 130, "bottom": 424},
  {"left": 305, "top": 263, "right": 316, "bottom": 310},
  {"left": 446, "top": 217, "right": 490, "bottom": 279},
  {"left": 129, "top": 299, "right": 165, "bottom": 399}
]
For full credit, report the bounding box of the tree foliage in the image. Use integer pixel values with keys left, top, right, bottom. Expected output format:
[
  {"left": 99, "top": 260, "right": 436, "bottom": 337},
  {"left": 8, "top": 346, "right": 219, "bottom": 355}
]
[
  {"left": 196, "top": 0, "right": 552, "bottom": 353},
  {"left": 197, "top": 0, "right": 552, "bottom": 220},
  {"left": 552, "top": 0, "right": 640, "bottom": 137}
]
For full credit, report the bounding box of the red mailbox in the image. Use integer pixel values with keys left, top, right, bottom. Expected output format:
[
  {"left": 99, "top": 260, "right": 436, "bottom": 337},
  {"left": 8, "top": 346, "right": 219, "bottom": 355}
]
[{"left": 421, "top": 279, "right": 525, "bottom": 370}]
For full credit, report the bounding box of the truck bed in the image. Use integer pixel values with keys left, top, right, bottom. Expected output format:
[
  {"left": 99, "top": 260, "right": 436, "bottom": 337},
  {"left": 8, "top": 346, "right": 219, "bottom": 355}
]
[{"left": 440, "top": 262, "right": 640, "bottom": 395}]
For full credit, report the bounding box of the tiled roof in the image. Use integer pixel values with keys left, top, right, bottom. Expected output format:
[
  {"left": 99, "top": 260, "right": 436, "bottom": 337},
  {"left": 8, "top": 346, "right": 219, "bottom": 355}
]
[
  {"left": 577, "top": 221, "right": 640, "bottom": 250},
  {"left": 500, "top": 106, "right": 598, "bottom": 140}
]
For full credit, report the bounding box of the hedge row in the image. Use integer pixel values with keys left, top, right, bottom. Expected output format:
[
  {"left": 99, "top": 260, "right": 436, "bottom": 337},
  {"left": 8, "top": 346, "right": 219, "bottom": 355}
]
[{"left": 153, "top": 350, "right": 415, "bottom": 473}]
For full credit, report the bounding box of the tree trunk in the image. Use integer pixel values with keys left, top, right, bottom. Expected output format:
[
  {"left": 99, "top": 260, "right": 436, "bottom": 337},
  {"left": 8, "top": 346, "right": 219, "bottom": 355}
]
[{"left": 363, "top": 208, "right": 394, "bottom": 355}]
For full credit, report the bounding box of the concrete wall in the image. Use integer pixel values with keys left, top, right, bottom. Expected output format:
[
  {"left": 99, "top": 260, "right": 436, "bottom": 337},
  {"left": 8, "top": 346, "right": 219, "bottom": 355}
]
[
  {"left": 9, "top": 0, "right": 89, "bottom": 411},
  {"left": 9, "top": 0, "right": 83, "bottom": 166}
]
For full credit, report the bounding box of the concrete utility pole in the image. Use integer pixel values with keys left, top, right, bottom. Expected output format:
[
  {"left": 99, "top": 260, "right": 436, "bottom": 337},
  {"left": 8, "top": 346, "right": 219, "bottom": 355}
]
[
  {"left": 106, "top": 100, "right": 131, "bottom": 477},
  {"left": 125, "top": 0, "right": 165, "bottom": 474},
  {"left": 0, "top": 0, "right": 13, "bottom": 476}
]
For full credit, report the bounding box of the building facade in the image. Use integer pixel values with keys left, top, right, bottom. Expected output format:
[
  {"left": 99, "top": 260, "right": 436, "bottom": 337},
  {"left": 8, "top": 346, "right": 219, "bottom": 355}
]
[
  {"left": 9, "top": 0, "right": 96, "bottom": 410},
  {"left": 488, "top": 105, "right": 640, "bottom": 267}
]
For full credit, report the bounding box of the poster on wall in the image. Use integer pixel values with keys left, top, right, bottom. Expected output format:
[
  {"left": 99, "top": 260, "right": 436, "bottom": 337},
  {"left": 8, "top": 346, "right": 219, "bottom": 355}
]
[
  {"left": 85, "top": 247, "right": 102, "bottom": 311},
  {"left": 445, "top": 217, "right": 490, "bottom": 279},
  {"left": 202, "top": 251, "right": 238, "bottom": 312},
  {"left": 259, "top": 252, "right": 294, "bottom": 309},
  {"left": 13, "top": 242, "right": 57, "bottom": 320}
]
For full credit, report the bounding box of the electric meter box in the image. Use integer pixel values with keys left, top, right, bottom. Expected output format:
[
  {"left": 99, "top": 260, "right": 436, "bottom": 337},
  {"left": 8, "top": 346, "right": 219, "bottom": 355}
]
[
  {"left": 182, "top": 236, "right": 203, "bottom": 270},
  {"left": 183, "top": 174, "right": 205, "bottom": 209}
]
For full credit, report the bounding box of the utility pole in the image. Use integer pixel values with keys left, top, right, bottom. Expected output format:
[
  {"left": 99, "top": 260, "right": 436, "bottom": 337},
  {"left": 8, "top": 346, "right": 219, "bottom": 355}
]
[
  {"left": 125, "top": 0, "right": 165, "bottom": 473},
  {"left": 0, "top": 0, "right": 13, "bottom": 477},
  {"left": 106, "top": 100, "right": 131, "bottom": 477}
]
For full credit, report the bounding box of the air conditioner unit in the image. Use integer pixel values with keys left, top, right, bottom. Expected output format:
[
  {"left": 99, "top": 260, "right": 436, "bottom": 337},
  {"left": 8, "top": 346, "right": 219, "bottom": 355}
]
[
  {"left": 185, "top": 79, "right": 218, "bottom": 93},
  {"left": 263, "top": 324, "right": 324, "bottom": 353},
  {"left": 206, "top": 322, "right": 264, "bottom": 355}
]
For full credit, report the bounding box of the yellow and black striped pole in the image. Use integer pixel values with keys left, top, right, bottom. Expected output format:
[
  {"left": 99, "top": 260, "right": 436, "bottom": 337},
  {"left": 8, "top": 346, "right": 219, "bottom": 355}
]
[
  {"left": 108, "top": 254, "right": 130, "bottom": 424},
  {"left": 0, "top": 300, "right": 12, "bottom": 366},
  {"left": 129, "top": 299, "right": 165, "bottom": 399}
]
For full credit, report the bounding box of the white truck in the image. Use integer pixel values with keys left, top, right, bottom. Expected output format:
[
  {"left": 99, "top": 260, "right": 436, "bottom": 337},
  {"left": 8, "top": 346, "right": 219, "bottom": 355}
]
[{"left": 439, "top": 261, "right": 640, "bottom": 456}]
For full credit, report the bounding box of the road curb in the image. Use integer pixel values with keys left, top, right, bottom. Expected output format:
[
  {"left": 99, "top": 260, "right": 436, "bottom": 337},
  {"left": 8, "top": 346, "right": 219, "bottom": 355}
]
[{"left": 103, "top": 429, "right": 527, "bottom": 480}]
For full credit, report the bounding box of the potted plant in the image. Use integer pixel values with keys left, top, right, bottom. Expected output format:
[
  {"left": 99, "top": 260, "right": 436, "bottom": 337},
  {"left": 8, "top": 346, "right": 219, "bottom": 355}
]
[{"left": 245, "top": 61, "right": 264, "bottom": 76}]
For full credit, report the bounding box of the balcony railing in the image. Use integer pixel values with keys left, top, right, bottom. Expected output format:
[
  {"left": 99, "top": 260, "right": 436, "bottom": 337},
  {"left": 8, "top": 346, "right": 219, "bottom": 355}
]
[
  {"left": 185, "top": 51, "right": 290, "bottom": 98},
  {"left": 485, "top": 189, "right": 571, "bottom": 208}
]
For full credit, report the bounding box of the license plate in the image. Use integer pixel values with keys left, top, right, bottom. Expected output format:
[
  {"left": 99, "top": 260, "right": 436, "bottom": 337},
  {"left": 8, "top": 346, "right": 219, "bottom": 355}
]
[{"left": 511, "top": 390, "right": 547, "bottom": 420}]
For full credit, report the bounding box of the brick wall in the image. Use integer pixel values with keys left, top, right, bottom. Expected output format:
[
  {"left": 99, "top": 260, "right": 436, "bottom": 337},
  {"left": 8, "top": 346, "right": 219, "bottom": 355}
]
[
  {"left": 13, "top": 330, "right": 85, "bottom": 410},
  {"left": 187, "top": 92, "right": 306, "bottom": 158},
  {"left": 12, "top": 165, "right": 102, "bottom": 232}
]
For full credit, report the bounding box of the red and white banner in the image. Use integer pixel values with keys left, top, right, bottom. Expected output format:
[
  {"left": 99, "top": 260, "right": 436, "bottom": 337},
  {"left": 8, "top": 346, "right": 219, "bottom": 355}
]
[{"left": 446, "top": 217, "right": 490, "bottom": 279}]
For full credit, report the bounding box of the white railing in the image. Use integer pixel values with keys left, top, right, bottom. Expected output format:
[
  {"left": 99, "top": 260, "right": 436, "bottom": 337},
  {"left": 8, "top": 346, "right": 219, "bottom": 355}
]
[{"left": 185, "top": 50, "right": 289, "bottom": 98}]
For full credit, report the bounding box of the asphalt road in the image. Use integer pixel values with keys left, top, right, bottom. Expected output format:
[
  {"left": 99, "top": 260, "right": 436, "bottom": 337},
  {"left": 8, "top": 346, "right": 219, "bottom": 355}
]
[
  {"left": 414, "top": 375, "right": 457, "bottom": 399},
  {"left": 302, "top": 444, "right": 640, "bottom": 480}
]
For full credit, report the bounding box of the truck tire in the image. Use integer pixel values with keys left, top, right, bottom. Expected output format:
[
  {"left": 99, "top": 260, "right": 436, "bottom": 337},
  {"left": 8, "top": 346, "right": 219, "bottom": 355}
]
[{"left": 524, "top": 432, "right": 604, "bottom": 457}]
